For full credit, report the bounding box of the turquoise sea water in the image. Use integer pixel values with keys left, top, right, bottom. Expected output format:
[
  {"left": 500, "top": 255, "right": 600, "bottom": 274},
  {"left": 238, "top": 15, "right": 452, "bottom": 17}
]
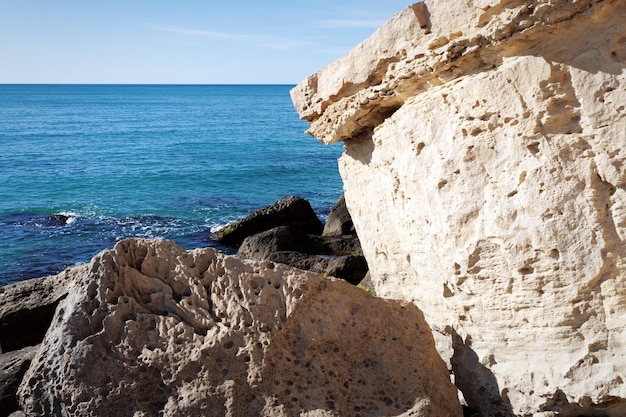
[{"left": 0, "top": 85, "right": 344, "bottom": 286}]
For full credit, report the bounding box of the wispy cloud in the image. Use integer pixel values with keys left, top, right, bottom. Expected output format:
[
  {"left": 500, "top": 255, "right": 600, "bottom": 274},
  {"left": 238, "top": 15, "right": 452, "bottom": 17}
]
[
  {"left": 316, "top": 19, "right": 385, "bottom": 29},
  {"left": 155, "top": 27, "right": 264, "bottom": 42},
  {"left": 154, "top": 26, "right": 312, "bottom": 50}
]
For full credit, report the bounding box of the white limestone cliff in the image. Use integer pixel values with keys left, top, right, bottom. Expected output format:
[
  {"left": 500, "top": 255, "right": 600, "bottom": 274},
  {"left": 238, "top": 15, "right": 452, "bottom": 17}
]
[
  {"left": 291, "top": 0, "right": 626, "bottom": 416},
  {"left": 18, "top": 239, "right": 461, "bottom": 417}
]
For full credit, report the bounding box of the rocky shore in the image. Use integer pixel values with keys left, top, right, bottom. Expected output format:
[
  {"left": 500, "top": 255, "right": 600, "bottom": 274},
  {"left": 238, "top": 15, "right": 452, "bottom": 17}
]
[{"left": 0, "top": 195, "right": 460, "bottom": 417}]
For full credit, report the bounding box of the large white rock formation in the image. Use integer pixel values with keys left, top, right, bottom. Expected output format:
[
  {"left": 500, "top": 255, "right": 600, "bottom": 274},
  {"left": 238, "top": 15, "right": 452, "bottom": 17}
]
[
  {"left": 18, "top": 239, "right": 461, "bottom": 417},
  {"left": 292, "top": 0, "right": 626, "bottom": 416}
]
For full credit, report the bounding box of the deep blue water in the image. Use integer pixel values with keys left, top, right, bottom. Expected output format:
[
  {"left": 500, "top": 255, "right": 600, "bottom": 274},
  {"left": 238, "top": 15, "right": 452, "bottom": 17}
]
[{"left": 0, "top": 84, "right": 343, "bottom": 286}]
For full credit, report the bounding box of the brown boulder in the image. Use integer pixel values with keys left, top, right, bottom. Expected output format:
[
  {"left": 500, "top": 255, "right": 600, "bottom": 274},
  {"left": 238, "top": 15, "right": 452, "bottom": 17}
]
[
  {"left": 18, "top": 238, "right": 462, "bottom": 417},
  {"left": 237, "top": 227, "right": 368, "bottom": 284}
]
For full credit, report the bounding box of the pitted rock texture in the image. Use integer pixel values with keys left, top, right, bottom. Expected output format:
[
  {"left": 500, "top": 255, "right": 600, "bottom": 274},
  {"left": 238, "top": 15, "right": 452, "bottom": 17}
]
[
  {"left": 292, "top": 0, "right": 626, "bottom": 416},
  {"left": 18, "top": 238, "right": 461, "bottom": 417}
]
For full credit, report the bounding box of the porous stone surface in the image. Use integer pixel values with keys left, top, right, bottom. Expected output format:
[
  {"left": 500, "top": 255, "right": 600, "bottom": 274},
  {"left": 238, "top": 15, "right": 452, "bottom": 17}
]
[
  {"left": 292, "top": 0, "right": 626, "bottom": 416},
  {"left": 214, "top": 196, "right": 323, "bottom": 246},
  {"left": 0, "top": 265, "right": 86, "bottom": 352},
  {"left": 18, "top": 238, "right": 461, "bottom": 417}
]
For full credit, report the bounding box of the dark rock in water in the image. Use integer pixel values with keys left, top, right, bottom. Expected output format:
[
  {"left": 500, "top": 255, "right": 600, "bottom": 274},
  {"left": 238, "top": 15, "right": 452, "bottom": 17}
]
[
  {"left": 319, "top": 234, "right": 363, "bottom": 256},
  {"left": 322, "top": 194, "right": 356, "bottom": 236},
  {"left": 45, "top": 214, "right": 71, "bottom": 227},
  {"left": 238, "top": 227, "right": 368, "bottom": 284},
  {"left": 214, "top": 196, "right": 323, "bottom": 246},
  {"left": 0, "top": 345, "right": 39, "bottom": 416},
  {"left": 237, "top": 226, "right": 331, "bottom": 260},
  {"left": 267, "top": 252, "right": 368, "bottom": 285},
  {"left": 0, "top": 265, "right": 86, "bottom": 353}
]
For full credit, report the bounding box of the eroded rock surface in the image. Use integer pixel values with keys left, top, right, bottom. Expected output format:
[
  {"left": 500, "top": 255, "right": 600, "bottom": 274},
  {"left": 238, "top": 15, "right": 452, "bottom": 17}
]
[
  {"left": 18, "top": 238, "right": 461, "bottom": 417},
  {"left": 292, "top": 0, "right": 626, "bottom": 416}
]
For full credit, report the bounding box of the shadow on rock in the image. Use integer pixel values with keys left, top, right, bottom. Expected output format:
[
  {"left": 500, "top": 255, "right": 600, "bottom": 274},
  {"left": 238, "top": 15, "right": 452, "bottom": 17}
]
[{"left": 451, "top": 329, "right": 515, "bottom": 417}]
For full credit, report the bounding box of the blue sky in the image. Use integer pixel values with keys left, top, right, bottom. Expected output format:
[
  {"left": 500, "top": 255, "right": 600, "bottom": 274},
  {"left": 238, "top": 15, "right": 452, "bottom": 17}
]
[{"left": 0, "top": 1, "right": 410, "bottom": 84}]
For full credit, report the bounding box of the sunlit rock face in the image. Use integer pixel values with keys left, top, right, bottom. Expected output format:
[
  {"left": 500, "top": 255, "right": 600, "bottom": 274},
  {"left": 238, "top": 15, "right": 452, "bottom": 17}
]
[
  {"left": 18, "top": 238, "right": 461, "bottom": 417},
  {"left": 292, "top": 0, "right": 626, "bottom": 415}
]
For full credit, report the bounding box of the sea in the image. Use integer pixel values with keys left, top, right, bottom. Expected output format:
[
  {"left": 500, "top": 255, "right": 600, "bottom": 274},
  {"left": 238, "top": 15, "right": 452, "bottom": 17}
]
[{"left": 0, "top": 84, "right": 344, "bottom": 287}]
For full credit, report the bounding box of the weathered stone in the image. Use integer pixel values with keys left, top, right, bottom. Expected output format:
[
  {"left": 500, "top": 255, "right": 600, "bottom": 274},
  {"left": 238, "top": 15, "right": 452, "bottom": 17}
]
[
  {"left": 322, "top": 195, "right": 355, "bottom": 236},
  {"left": 214, "top": 196, "right": 323, "bottom": 246},
  {"left": 0, "top": 345, "right": 38, "bottom": 416},
  {"left": 292, "top": 0, "right": 626, "bottom": 415},
  {"left": 18, "top": 238, "right": 462, "bottom": 417},
  {"left": 0, "top": 265, "right": 86, "bottom": 352}
]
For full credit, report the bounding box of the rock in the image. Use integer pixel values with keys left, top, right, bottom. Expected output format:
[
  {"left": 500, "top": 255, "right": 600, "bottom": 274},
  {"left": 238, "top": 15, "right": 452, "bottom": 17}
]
[
  {"left": 0, "top": 345, "right": 38, "bottom": 416},
  {"left": 266, "top": 251, "right": 368, "bottom": 285},
  {"left": 318, "top": 234, "right": 363, "bottom": 256},
  {"left": 18, "top": 238, "right": 462, "bottom": 417},
  {"left": 45, "top": 214, "right": 71, "bottom": 227},
  {"left": 322, "top": 195, "right": 355, "bottom": 236},
  {"left": 236, "top": 226, "right": 330, "bottom": 260},
  {"left": 291, "top": 0, "right": 626, "bottom": 416},
  {"left": 0, "top": 265, "right": 86, "bottom": 353},
  {"left": 238, "top": 227, "right": 368, "bottom": 284},
  {"left": 214, "top": 196, "right": 323, "bottom": 246}
]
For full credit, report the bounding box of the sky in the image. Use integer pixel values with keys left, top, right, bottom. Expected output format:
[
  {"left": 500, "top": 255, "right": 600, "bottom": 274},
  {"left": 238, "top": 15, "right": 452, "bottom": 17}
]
[{"left": 0, "top": 1, "right": 411, "bottom": 84}]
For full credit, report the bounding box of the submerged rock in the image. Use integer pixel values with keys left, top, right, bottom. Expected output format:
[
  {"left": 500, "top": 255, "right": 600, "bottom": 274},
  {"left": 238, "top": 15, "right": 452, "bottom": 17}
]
[
  {"left": 291, "top": 0, "right": 626, "bottom": 415},
  {"left": 18, "top": 238, "right": 461, "bottom": 417}
]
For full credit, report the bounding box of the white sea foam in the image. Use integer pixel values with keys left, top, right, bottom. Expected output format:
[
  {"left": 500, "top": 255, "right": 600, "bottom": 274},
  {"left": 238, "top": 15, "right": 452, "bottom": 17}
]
[{"left": 57, "top": 211, "right": 79, "bottom": 224}]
